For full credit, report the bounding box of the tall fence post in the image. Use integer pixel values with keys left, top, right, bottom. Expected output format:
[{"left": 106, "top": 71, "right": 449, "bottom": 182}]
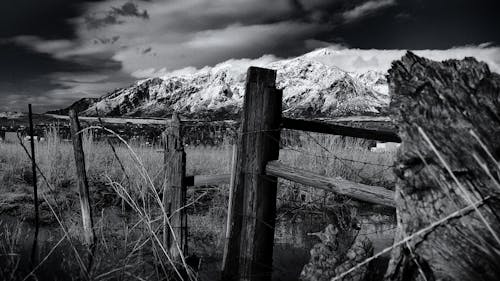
[
  {"left": 28, "top": 104, "right": 39, "bottom": 265},
  {"left": 69, "top": 109, "right": 95, "bottom": 246},
  {"left": 163, "top": 113, "right": 187, "bottom": 259},
  {"left": 221, "top": 67, "right": 282, "bottom": 281}
]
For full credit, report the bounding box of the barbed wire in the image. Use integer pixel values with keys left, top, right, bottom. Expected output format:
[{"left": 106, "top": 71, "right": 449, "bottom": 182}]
[
  {"left": 301, "top": 130, "right": 396, "bottom": 167},
  {"left": 235, "top": 128, "right": 396, "bottom": 168},
  {"left": 239, "top": 129, "right": 397, "bottom": 187}
]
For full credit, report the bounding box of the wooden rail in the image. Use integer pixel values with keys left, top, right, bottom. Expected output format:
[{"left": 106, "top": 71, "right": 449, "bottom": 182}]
[
  {"left": 282, "top": 117, "right": 401, "bottom": 143},
  {"left": 184, "top": 169, "right": 395, "bottom": 208},
  {"left": 48, "top": 114, "right": 168, "bottom": 125},
  {"left": 265, "top": 161, "right": 395, "bottom": 208},
  {"left": 47, "top": 114, "right": 238, "bottom": 126},
  {"left": 184, "top": 174, "right": 231, "bottom": 186}
]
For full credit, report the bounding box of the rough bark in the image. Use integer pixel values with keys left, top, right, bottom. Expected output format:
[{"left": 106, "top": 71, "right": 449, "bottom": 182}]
[
  {"left": 163, "top": 113, "right": 187, "bottom": 259},
  {"left": 385, "top": 52, "right": 500, "bottom": 281},
  {"left": 300, "top": 224, "right": 373, "bottom": 281},
  {"left": 221, "top": 67, "right": 282, "bottom": 281}
]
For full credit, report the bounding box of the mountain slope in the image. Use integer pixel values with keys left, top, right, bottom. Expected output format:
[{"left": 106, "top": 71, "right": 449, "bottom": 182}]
[
  {"left": 61, "top": 48, "right": 390, "bottom": 119},
  {"left": 47, "top": 97, "right": 100, "bottom": 116}
]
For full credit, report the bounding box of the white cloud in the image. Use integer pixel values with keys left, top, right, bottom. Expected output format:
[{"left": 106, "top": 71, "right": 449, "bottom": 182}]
[
  {"left": 46, "top": 73, "right": 125, "bottom": 101},
  {"left": 51, "top": 73, "right": 110, "bottom": 83},
  {"left": 110, "top": 21, "right": 329, "bottom": 76},
  {"left": 12, "top": 0, "right": 332, "bottom": 79},
  {"left": 343, "top": 0, "right": 396, "bottom": 22},
  {"left": 6, "top": 0, "right": 500, "bottom": 113},
  {"left": 131, "top": 67, "right": 169, "bottom": 78},
  {"left": 306, "top": 45, "right": 500, "bottom": 74},
  {"left": 131, "top": 54, "right": 280, "bottom": 79}
]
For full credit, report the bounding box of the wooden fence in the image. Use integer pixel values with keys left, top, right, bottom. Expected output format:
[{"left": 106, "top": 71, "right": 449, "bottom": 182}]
[
  {"left": 219, "top": 67, "right": 399, "bottom": 281},
  {"left": 65, "top": 67, "right": 400, "bottom": 280},
  {"left": 143, "top": 67, "right": 400, "bottom": 281}
]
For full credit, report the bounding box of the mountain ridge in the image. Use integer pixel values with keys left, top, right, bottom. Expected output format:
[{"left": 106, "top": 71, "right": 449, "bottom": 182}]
[{"left": 54, "top": 48, "right": 391, "bottom": 120}]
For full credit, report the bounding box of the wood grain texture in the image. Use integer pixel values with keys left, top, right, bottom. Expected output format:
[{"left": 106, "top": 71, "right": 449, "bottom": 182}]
[
  {"left": 282, "top": 117, "right": 401, "bottom": 143},
  {"left": 384, "top": 52, "right": 500, "bottom": 281},
  {"left": 265, "top": 161, "right": 395, "bottom": 208},
  {"left": 163, "top": 113, "right": 187, "bottom": 259},
  {"left": 222, "top": 67, "right": 282, "bottom": 281},
  {"left": 69, "top": 109, "right": 95, "bottom": 246}
]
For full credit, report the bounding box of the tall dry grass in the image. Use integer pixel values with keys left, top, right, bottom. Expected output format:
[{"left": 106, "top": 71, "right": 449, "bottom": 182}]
[{"left": 0, "top": 126, "right": 397, "bottom": 280}]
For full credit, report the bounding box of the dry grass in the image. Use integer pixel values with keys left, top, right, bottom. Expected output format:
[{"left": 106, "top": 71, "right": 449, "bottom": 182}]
[{"left": 0, "top": 127, "right": 397, "bottom": 280}]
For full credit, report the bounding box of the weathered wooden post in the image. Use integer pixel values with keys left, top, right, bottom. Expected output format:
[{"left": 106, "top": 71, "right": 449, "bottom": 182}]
[
  {"left": 222, "top": 143, "right": 238, "bottom": 268},
  {"left": 69, "top": 109, "right": 95, "bottom": 246},
  {"left": 28, "top": 104, "right": 39, "bottom": 264},
  {"left": 221, "top": 67, "right": 282, "bottom": 281},
  {"left": 163, "top": 113, "right": 187, "bottom": 259}
]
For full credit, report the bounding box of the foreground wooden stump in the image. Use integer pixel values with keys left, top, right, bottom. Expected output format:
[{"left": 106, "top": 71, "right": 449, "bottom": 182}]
[{"left": 385, "top": 52, "right": 500, "bottom": 280}]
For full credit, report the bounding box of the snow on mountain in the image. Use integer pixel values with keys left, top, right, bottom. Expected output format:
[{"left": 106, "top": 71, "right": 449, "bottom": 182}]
[
  {"left": 353, "top": 70, "right": 389, "bottom": 96},
  {"left": 77, "top": 48, "right": 390, "bottom": 119},
  {"left": 0, "top": 112, "right": 25, "bottom": 119}
]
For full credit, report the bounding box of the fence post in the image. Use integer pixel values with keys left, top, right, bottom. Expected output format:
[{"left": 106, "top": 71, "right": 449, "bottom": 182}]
[
  {"left": 28, "top": 104, "right": 39, "bottom": 265},
  {"left": 221, "top": 67, "right": 282, "bottom": 281},
  {"left": 163, "top": 113, "right": 187, "bottom": 259},
  {"left": 222, "top": 143, "right": 238, "bottom": 268},
  {"left": 69, "top": 109, "right": 95, "bottom": 246}
]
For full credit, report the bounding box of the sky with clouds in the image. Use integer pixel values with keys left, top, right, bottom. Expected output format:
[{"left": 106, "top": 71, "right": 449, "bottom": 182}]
[{"left": 1, "top": 0, "right": 499, "bottom": 112}]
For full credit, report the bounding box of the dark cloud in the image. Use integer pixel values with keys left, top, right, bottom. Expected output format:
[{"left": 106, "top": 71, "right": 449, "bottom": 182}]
[
  {"left": 84, "top": 14, "right": 124, "bottom": 29},
  {"left": 93, "top": 36, "right": 120, "bottom": 44},
  {"left": 0, "top": 0, "right": 108, "bottom": 39},
  {"left": 1, "top": 0, "right": 500, "bottom": 112},
  {"left": 112, "top": 2, "right": 149, "bottom": 19},
  {"left": 332, "top": 0, "right": 500, "bottom": 49},
  {"left": 84, "top": 1, "right": 149, "bottom": 29},
  {"left": 0, "top": 39, "right": 129, "bottom": 112}
]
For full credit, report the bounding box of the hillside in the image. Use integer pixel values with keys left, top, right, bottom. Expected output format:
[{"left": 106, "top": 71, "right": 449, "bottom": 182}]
[{"left": 56, "top": 48, "right": 390, "bottom": 119}]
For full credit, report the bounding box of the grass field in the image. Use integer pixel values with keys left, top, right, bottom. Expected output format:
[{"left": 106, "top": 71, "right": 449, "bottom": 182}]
[{"left": 0, "top": 127, "right": 397, "bottom": 280}]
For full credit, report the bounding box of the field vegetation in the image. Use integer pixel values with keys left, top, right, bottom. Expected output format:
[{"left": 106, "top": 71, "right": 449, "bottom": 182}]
[{"left": 0, "top": 126, "right": 396, "bottom": 280}]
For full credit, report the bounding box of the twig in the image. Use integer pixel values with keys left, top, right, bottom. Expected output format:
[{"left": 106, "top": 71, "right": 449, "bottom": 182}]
[
  {"left": 403, "top": 233, "right": 429, "bottom": 281},
  {"left": 469, "top": 130, "right": 500, "bottom": 172},
  {"left": 80, "top": 125, "right": 193, "bottom": 278},
  {"left": 418, "top": 127, "right": 500, "bottom": 246},
  {"left": 16, "top": 133, "right": 90, "bottom": 280},
  {"left": 169, "top": 191, "right": 208, "bottom": 219},
  {"left": 22, "top": 234, "right": 68, "bottom": 281},
  {"left": 331, "top": 196, "right": 489, "bottom": 281}
]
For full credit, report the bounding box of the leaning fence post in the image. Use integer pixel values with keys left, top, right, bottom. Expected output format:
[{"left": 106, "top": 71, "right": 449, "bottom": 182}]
[
  {"left": 222, "top": 143, "right": 238, "bottom": 268},
  {"left": 163, "top": 113, "right": 187, "bottom": 259},
  {"left": 221, "top": 67, "right": 282, "bottom": 281},
  {"left": 69, "top": 109, "right": 95, "bottom": 246}
]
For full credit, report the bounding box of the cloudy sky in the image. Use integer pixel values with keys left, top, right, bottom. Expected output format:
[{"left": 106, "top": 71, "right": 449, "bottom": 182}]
[{"left": 1, "top": 0, "right": 499, "bottom": 112}]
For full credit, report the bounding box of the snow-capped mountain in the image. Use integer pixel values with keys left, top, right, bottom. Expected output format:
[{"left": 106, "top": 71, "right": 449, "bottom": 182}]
[{"left": 62, "top": 48, "right": 390, "bottom": 119}]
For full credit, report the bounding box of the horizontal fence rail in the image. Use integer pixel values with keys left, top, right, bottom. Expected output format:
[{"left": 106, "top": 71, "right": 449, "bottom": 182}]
[
  {"left": 318, "top": 116, "right": 392, "bottom": 122},
  {"left": 265, "top": 160, "right": 395, "bottom": 208},
  {"left": 47, "top": 114, "right": 238, "bottom": 126},
  {"left": 281, "top": 117, "right": 401, "bottom": 143},
  {"left": 185, "top": 174, "right": 231, "bottom": 187},
  {"left": 47, "top": 114, "right": 169, "bottom": 125}
]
